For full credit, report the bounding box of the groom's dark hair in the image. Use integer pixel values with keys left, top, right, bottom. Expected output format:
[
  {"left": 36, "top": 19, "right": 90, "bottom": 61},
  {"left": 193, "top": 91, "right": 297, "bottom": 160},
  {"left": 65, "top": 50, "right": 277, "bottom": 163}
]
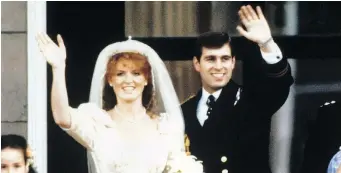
[{"left": 194, "top": 31, "right": 233, "bottom": 61}]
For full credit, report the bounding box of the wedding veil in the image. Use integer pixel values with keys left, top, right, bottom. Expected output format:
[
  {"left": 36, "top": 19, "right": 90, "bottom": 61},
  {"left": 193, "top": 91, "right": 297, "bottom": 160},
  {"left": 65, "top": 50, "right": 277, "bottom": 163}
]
[{"left": 87, "top": 38, "right": 185, "bottom": 173}]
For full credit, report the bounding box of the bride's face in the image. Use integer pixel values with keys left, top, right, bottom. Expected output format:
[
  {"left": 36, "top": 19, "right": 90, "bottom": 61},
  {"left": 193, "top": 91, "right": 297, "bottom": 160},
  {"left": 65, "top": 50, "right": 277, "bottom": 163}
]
[{"left": 109, "top": 58, "right": 148, "bottom": 103}]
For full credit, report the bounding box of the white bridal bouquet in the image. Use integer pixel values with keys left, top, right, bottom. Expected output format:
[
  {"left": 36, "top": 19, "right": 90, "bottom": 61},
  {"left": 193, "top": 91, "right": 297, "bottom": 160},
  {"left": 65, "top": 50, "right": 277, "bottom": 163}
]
[{"left": 165, "top": 152, "right": 204, "bottom": 173}]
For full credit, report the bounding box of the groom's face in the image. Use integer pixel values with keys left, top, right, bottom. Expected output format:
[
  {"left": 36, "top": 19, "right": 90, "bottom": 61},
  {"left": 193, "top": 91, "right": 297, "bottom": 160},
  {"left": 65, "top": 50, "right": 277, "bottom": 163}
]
[{"left": 193, "top": 43, "right": 235, "bottom": 93}]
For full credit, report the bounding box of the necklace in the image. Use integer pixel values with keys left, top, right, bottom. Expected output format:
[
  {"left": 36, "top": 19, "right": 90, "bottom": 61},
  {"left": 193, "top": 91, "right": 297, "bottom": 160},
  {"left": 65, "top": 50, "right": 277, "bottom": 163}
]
[{"left": 114, "top": 106, "right": 148, "bottom": 124}]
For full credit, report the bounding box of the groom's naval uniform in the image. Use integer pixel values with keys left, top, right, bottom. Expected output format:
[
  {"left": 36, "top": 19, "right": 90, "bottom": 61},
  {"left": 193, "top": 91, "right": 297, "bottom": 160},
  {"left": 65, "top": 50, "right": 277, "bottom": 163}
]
[{"left": 181, "top": 43, "right": 294, "bottom": 173}]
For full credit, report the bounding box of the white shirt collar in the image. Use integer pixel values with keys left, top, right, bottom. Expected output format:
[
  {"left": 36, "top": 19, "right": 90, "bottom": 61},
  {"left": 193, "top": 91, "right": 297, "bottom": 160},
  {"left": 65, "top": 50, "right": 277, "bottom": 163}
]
[
  {"left": 196, "top": 88, "right": 223, "bottom": 126},
  {"left": 201, "top": 87, "right": 222, "bottom": 102}
]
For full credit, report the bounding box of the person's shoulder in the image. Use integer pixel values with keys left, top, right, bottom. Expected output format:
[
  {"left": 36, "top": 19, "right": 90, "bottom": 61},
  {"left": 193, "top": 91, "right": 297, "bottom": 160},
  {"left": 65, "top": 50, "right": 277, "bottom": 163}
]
[
  {"left": 317, "top": 100, "right": 341, "bottom": 118},
  {"left": 319, "top": 100, "right": 339, "bottom": 109},
  {"left": 182, "top": 94, "right": 197, "bottom": 103},
  {"left": 78, "top": 102, "right": 101, "bottom": 109},
  {"left": 181, "top": 94, "right": 197, "bottom": 107},
  {"left": 76, "top": 102, "right": 111, "bottom": 120},
  {"left": 76, "top": 102, "right": 105, "bottom": 114}
]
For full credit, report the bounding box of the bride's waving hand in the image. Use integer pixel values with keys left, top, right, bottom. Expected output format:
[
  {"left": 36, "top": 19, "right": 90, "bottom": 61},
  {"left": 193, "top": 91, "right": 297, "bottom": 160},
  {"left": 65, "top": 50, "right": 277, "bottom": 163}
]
[{"left": 36, "top": 32, "right": 66, "bottom": 69}]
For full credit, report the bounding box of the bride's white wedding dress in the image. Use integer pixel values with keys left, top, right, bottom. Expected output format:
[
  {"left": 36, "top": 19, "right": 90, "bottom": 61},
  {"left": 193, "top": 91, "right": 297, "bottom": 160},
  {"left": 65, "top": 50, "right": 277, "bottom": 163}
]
[{"left": 61, "top": 103, "right": 202, "bottom": 173}]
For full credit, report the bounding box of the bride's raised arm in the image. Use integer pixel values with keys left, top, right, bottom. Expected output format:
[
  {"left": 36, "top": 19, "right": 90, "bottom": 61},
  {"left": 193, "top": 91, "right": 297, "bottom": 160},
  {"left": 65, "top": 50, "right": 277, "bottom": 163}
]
[
  {"left": 36, "top": 33, "right": 103, "bottom": 150},
  {"left": 36, "top": 33, "right": 71, "bottom": 128}
]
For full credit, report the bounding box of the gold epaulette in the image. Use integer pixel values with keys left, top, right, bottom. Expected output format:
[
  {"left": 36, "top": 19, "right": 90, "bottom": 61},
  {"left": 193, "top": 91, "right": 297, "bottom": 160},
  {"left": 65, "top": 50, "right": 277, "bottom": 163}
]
[
  {"left": 184, "top": 134, "right": 191, "bottom": 155},
  {"left": 181, "top": 94, "right": 196, "bottom": 105}
]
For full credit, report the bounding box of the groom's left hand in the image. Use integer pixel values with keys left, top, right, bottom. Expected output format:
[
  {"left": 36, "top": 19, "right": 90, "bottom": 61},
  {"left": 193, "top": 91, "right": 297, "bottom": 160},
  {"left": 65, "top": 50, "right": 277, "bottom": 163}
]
[{"left": 236, "top": 5, "right": 272, "bottom": 45}]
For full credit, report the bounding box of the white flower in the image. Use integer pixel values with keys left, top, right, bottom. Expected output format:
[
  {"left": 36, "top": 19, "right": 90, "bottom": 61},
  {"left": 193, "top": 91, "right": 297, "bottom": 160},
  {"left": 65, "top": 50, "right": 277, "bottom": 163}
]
[
  {"left": 165, "top": 152, "right": 204, "bottom": 173},
  {"left": 26, "top": 145, "right": 37, "bottom": 169}
]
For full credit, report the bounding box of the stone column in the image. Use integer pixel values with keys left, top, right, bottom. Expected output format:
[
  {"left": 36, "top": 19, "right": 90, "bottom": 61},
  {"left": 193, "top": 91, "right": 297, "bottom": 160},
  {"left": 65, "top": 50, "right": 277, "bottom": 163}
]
[
  {"left": 27, "top": 2, "right": 48, "bottom": 173},
  {"left": 1, "top": 2, "right": 28, "bottom": 138}
]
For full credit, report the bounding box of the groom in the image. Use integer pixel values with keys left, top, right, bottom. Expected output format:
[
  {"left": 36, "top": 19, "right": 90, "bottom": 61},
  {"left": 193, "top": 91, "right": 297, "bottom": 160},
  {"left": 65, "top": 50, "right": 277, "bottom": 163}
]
[{"left": 181, "top": 5, "right": 294, "bottom": 173}]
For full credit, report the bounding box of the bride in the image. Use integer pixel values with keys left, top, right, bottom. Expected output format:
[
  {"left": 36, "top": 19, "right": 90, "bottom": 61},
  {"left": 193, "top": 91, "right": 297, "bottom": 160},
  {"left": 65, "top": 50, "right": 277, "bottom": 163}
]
[{"left": 36, "top": 33, "right": 203, "bottom": 173}]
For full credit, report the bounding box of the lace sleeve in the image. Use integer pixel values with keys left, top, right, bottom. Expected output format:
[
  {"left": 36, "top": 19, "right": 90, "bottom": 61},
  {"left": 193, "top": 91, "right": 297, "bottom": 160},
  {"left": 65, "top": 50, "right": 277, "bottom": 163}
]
[{"left": 61, "top": 103, "right": 112, "bottom": 150}]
